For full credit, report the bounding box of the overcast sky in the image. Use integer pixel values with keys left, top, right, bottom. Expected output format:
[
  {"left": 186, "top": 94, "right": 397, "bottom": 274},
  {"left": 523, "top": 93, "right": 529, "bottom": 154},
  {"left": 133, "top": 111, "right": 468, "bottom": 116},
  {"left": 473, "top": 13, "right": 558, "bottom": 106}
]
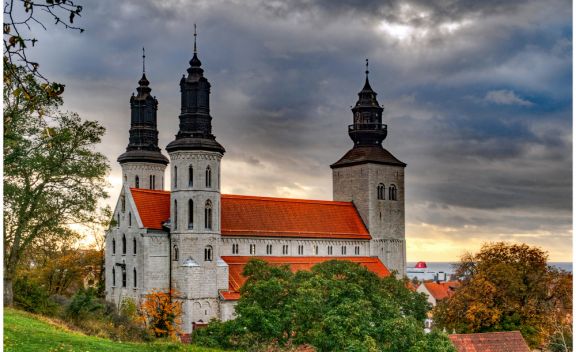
[{"left": 23, "top": 0, "right": 572, "bottom": 261}]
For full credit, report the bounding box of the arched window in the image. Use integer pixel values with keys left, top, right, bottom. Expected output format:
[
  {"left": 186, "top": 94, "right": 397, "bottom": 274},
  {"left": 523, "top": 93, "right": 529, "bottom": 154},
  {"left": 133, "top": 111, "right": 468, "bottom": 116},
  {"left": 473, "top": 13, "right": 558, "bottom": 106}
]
[
  {"left": 128, "top": 212, "right": 132, "bottom": 227},
  {"left": 135, "top": 175, "right": 139, "bottom": 188},
  {"left": 121, "top": 267, "right": 126, "bottom": 287},
  {"left": 189, "top": 166, "right": 193, "bottom": 187},
  {"left": 205, "top": 166, "right": 212, "bottom": 188},
  {"left": 204, "top": 246, "right": 213, "bottom": 261},
  {"left": 205, "top": 199, "right": 212, "bottom": 230},
  {"left": 122, "top": 234, "right": 126, "bottom": 255},
  {"left": 188, "top": 199, "right": 194, "bottom": 229},
  {"left": 133, "top": 238, "right": 137, "bottom": 255},
  {"left": 174, "top": 166, "right": 178, "bottom": 188},
  {"left": 174, "top": 200, "right": 178, "bottom": 230},
  {"left": 116, "top": 213, "right": 120, "bottom": 228},
  {"left": 112, "top": 238, "right": 116, "bottom": 255},
  {"left": 377, "top": 183, "right": 385, "bottom": 200},
  {"left": 389, "top": 184, "right": 398, "bottom": 201},
  {"left": 121, "top": 196, "right": 126, "bottom": 212},
  {"left": 149, "top": 175, "right": 155, "bottom": 190},
  {"left": 112, "top": 267, "right": 116, "bottom": 286},
  {"left": 133, "top": 268, "right": 137, "bottom": 287},
  {"left": 173, "top": 245, "right": 179, "bottom": 261}
]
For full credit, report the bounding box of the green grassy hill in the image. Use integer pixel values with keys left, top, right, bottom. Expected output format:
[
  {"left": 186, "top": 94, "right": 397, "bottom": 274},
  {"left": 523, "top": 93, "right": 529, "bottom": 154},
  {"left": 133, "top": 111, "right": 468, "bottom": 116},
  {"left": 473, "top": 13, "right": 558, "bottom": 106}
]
[{"left": 4, "top": 308, "right": 229, "bottom": 352}]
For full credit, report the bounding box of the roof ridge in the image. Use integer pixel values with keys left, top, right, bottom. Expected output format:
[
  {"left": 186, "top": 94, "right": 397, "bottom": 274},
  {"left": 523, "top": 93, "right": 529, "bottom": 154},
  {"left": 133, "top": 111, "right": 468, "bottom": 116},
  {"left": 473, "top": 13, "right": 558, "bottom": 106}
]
[
  {"left": 130, "top": 188, "right": 170, "bottom": 194},
  {"left": 222, "top": 194, "right": 353, "bottom": 206}
]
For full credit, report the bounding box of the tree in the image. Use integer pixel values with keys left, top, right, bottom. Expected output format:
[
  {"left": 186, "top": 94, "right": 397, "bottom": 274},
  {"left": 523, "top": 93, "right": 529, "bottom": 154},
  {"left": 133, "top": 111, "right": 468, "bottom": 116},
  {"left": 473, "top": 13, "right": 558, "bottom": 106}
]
[
  {"left": 3, "top": 64, "right": 109, "bottom": 306},
  {"left": 194, "top": 259, "right": 456, "bottom": 351},
  {"left": 4, "top": 0, "right": 85, "bottom": 97},
  {"left": 433, "top": 242, "right": 573, "bottom": 348},
  {"left": 139, "top": 289, "right": 183, "bottom": 338}
]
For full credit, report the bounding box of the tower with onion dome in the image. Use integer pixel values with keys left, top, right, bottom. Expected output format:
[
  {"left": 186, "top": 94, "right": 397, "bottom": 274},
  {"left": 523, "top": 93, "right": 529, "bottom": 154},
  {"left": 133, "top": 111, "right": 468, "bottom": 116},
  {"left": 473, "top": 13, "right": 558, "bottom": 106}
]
[
  {"left": 331, "top": 60, "right": 406, "bottom": 276},
  {"left": 165, "top": 26, "right": 228, "bottom": 331}
]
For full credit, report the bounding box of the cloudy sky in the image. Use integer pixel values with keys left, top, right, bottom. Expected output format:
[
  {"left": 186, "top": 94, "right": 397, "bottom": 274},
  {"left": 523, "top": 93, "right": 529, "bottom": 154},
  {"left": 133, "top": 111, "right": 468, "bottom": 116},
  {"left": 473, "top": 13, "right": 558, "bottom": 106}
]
[{"left": 23, "top": 0, "right": 572, "bottom": 261}]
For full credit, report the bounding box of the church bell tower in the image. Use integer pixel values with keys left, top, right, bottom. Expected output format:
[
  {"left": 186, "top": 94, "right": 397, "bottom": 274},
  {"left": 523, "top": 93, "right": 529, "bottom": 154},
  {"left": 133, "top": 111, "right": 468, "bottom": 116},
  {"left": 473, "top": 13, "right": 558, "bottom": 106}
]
[
  {"left": 117, "top": 49, "right": 168, "bottom": 189},
  {"left": 331, "top": 60, "right": 406, "bottom": 276},
  {"left": 165, "top": 26, "right": 228, "bottom": 332}
]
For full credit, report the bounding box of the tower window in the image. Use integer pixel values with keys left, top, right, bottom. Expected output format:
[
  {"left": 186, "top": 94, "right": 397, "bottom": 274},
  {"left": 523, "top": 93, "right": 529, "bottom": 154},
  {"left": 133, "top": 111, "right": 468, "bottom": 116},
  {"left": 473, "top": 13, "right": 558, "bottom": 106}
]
[
  {"left": 377, "top": 183, "right": 385, "bottom": 200},
  {"left": 133, "top": 268, "right": 137, "bottom": 287},
  {"left": 313, "top": 245, "right": 319, "bottom": 255},
  {"left": 150, "top": 175, "right": 155, "bottom": 190},
  {"left": 341, "top": 246, "right": 346, "bottom": 255},
  {"left": 189, "top": 166, "right": 194, "bottom": 187},
  {"left": 133, "top": 237, "right": 137, "bottom": 255},
  {"left": 205, "top": 166, "right": 212, "bottom": 188},
  {"left": 173, "top": 245, "right": 179, "bottom": 261},
  {"left": 282, "top": 245, "right": 288, "bottom": 255},
  {"left": 205, "top": 199, "right": 212, "bottom": 230},
  {"left": 117, "top": 213, "right": 120, "bottom": 228},
  {"left": 266, "top": 244, "right": 273, "bottom": 255},
  {"left": 328, "top": 245, "right": 333, "bottom": 255},
  {"left": 122, "top": 234, "right": 126, "bottom": 255},
  {"left": 298, "top": 245, "right": 304, "bottom": 255},
  {"left": 112, "top": 267, "right": 116, "bottom": 286},
  {"left": 135, "top": 176, "right": 139, "bottom": 188},
  {"left": 121, "top": 196, "right": 126, "bottom": 212},
  {"left": 121, "top": 267, "right": 126, "bottom": 288},
  {"left": 355, "top": 246, "right": 360, "bottom": 255},
  {"left": 129, "top": 212, "right": 132, "bottom": 227},
  {"left": 174, "top": 200, "right": 178, "bottom": 230},
  {"left": 232, "top": 243, "right": 239, "bottom": 254},
  {"left": 112, "top": 238, "right": 116, "bottom": 255},
  {"left": 174, "top": 166, "right": 178, "bottom": 188},
  {"left": 389, "top": 184, "right": 398, "bottom": 201},
  {"left": 249, "top": 244, "right": 256, "bottom": 255},
  {"left": 188, "top": 199, "right": 194, "bottom": 229},
  {"left": 204, "top": 246, "right": 213, "bottom": 262}
]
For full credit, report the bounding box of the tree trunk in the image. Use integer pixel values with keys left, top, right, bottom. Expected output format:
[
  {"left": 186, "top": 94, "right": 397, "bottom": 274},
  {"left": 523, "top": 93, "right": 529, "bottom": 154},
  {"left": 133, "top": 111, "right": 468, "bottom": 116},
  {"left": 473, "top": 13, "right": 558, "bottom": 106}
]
[{"left": 4, "top": 276, "right": 14, "bottom": 307}]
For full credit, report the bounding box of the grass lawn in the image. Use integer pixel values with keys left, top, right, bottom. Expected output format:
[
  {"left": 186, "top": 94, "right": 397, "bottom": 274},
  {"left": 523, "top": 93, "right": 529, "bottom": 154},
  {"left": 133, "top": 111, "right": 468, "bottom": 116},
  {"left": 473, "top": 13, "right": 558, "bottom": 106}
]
[{"left": 4, "top": 308, "right": 230, "bottom": 352}]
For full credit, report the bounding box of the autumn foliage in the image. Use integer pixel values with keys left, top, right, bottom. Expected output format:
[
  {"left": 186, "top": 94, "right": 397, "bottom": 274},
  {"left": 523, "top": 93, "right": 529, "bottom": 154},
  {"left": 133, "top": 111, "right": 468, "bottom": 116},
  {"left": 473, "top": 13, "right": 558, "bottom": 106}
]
[
  {"left": 433, "top": 242, "right": 572, "bottom": 349},
  {"left": 139, "top": 289, "right": 182, "bottom": 338}
]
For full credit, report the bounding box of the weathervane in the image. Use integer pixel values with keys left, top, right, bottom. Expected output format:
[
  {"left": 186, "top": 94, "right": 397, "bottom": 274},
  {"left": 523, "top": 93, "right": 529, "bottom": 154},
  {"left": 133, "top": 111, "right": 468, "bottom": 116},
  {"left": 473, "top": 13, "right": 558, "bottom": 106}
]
[{"left": 194, "top": 24, "right": 197, "bottom": 54}]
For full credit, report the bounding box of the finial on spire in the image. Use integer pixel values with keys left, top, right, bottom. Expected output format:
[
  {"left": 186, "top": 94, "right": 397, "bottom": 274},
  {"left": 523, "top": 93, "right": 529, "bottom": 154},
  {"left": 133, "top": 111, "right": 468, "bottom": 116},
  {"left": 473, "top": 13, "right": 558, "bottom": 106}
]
[
  {"left": 142, "top": 47, "right": 146, "bottom": 74},
  {"left": 194, "top": 24, "right": 197, "bottom": 54},
  {"left": 365, "top": 58, "right": 369, "bottom": 77}
]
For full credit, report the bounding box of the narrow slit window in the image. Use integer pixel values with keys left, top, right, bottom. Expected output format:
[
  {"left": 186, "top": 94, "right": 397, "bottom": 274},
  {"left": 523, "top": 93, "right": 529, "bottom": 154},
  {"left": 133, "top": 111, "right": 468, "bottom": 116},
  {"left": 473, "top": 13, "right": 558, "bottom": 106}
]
[
  {"left": 189, "top": 166, "right": 193, "bottom": 187},
  {"left": 174, "top": 166, "right": 178, "bottom": 188},
  {"left": 133, "top": 268, "right": 137, "bottom": 287},
  {"left": 204, "top": 246, "right": 213, "bottom": 261},
  {"left": 112, "top": 267, "right": 116, "bottom": 286},
  {"left": 133, "top": 238, "right": 137, "bottom": 255},
  {"left": 389, "top": 184, "right": 398, "bottom": 201},
  {"left": 174, "top": 200, "right": 178, "bottom": 230},
  {"left": 377, "top": 183, "right": 385, "bottom": 200},
  {"left": 205, "top": 166, "right": 212, "bottom": 188},
  {"left": 135, "top": 175, "right": 139, "bottom": 188},
  {"left": 173, "top": 245, "right": 179, "bottom": 261},
  {"left": 188, "top": 199, "right": 194, "bottom": 229},
  {"left": 205, "top": 199, "right": 212, "bottom": 230},
  {"left": 112, "top": 238, "right": 116, "bottom": 255},
  {"left": 122, "top": 234, "right": 126, "bottom": 255}
]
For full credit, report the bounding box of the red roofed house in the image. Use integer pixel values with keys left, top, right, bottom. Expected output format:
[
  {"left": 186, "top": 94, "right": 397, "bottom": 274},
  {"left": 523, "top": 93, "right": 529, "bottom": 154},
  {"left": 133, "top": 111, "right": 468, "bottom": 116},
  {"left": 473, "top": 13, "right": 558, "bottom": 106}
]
[
  {"left": 104, "top": 47, "right": 406, "bottom": 333},
  {"left": 417, "top": 281, "right": 460, "bottom": 306},
  {"left": 449, "top": 331, "right": 531, "bottom": 352}
]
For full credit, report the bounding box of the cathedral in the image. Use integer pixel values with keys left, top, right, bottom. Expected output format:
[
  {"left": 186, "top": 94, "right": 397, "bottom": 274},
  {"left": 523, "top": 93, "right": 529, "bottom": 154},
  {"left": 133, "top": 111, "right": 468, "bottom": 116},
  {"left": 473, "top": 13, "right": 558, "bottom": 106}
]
[{"left": 104, "top": 41, "right": 406, "bottom": 333}]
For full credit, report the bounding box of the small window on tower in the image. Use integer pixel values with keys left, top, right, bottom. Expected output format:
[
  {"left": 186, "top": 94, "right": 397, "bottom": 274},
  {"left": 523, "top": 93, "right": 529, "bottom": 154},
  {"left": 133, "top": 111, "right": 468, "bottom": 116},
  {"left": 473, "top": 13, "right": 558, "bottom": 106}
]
[
  {"left": 282, "top": 245, "right": 288, "bottom": 255},
  {"left": 173, "top": 245, "right": 179, "bottom": 261},
  {"left": 232, "top": 243, "right": 239, "bottom": 254},
  {"left": 133, "top": 268, "right": 137, "bottom": 287},
  {"left": 313, "top": 245, "right": 319, "bottom": 255},
  {"left": 266, "top": 244, "right": 273, "bottom": 255},
  {"left": 129, "top": 212, "right": 132, "bottom": 227},
  {"left": 112, "top": 267, "right": 116, "bottom": 286},
  {"left": 389, "top": 184, "right": 398, "bottom": 201},
  {"left": 298, "top": 245, "right": 304, "bottom": 255},
  {"left": 122, "top": 267, "right": 126, "bottom": 288},
  {"left": 341, "top": 246, "right": 346, "bottom": 255},
  {"left": 133, "top": 237, "right": 137, "bottom": 255},
  {"left": 112, "top": 238, "right": 116, "bottom": 255},
  {"left": 205, "top": 200, "right": 212, "bottom": 230},
  {"left": 204, "top": 246, "right": 213, "bottom": 262},
  {"left": 174, "top": 166, "right": 178, "bottom": 188},
  {"left": 328, "top": 245, "right": 333, "bottom": 255},
  {"left": 121, "top": 196, "right": 126, "bottom": 212},
  {"left": 135, "top": 175, "right": 139, "bottom": 188},
  {"left": 377, "top": 183, "right": 385, "bottom": 200},
  {"left": 189, "top": 166, "right": 194, "bottom": 187},
  {"left": 249, "top": 244, "right": 256, "bottom": 255},
  {"left": 122, "top": 234, "right": 126, "bottom": 255},
  {"left": 174, "top": 200, "right": 178, "bottom": 230},
  {"left": 355, "top": 246, "right": 360, "bottom": 255},
  {"left": 205, "top": 166, "right": 212, "bottom": 188}
]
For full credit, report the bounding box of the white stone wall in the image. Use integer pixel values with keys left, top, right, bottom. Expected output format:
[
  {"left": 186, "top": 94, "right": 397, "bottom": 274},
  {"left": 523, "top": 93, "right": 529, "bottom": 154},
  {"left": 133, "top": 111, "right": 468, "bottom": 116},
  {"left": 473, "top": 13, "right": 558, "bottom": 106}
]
[
  {"left": 220, "top": 300, "right": 238, "bottom": 321},
  {"left": 332, "top": 162, "right": 406, "bottom": 276},
  {"left": 220, "top": 237, "right": 370, "bottom": 257},
  {"left": 121, "top": 162, "right": 167, "bottom": 190}
]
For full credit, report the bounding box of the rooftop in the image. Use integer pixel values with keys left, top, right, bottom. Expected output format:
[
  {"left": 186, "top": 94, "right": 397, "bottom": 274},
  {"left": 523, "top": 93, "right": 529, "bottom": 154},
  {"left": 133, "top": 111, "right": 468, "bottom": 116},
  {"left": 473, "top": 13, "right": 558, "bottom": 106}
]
[{"left": 449, "top": 331, "right": 531, "bottom": 352}]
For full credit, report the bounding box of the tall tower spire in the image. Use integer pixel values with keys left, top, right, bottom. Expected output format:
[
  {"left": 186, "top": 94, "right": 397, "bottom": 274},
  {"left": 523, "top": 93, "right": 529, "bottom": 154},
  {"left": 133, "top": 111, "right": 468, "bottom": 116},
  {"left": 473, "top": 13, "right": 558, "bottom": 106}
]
[
  {"left": 117, "top": 51, "right": 169, "bottom": 167},
  {"left": 142, "top": 47, "right": 146, "bottom": 74},
  {"left": 193, "top": 24, "right": 197, "bottom": 54}
]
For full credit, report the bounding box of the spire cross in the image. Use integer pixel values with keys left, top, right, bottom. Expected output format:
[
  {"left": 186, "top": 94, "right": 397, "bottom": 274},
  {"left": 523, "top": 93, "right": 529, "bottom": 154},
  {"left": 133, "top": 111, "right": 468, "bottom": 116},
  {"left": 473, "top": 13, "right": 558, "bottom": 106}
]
[
  {"left": 365, "top": 58, "right": 369, "bottom": 77},
  {"left": 142, "top": 47, "right": 146, "bottom": 74},
  {"left": 193, "top": 24, "right": 197, "bottom": 54}
]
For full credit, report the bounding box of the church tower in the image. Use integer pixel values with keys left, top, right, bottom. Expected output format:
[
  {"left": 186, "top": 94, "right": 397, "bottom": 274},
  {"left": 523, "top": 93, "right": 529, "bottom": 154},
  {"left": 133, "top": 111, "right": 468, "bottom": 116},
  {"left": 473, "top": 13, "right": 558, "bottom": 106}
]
[
  {"left": 117, "top": 49, "right": 169, "bottom": 189},
  {"left": 165, "top": 27, "right": 228, "bottom": 332},
  {"left": 331, "top": 61, "right": 406, "bottom": 276}
]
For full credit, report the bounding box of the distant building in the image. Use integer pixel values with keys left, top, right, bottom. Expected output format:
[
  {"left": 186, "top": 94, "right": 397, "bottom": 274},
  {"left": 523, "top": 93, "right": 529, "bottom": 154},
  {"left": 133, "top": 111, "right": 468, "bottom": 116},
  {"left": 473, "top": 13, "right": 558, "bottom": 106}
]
[
  {"left": 449, "top": 331, "right": 531, "bottom": 352},
  {"left": 104, "top": 42, "right": 407, "bottom": 333},
  {"left": 417, "top": 280, "right": 460, "bottom": 307}
]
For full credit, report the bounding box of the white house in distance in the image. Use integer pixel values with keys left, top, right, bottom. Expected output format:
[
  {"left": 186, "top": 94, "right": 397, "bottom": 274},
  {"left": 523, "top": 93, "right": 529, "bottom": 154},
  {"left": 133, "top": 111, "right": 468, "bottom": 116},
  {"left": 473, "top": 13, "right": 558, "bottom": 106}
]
[{"left": 104, "top": 39, "right": 408, "bottom": 333}]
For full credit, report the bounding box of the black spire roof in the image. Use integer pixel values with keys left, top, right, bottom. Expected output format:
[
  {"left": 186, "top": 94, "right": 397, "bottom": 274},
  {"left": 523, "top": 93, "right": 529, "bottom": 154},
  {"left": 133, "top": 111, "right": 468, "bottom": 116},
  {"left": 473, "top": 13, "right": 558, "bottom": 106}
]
[
  {"left": 331, "top": 60, "right": 405, "bottom": 169},
  {"left": 166, "top": 26, "right": 225, "bottom": 154},
  {"left": 118, "top": 49, "right": 169, "bottom": 165}
]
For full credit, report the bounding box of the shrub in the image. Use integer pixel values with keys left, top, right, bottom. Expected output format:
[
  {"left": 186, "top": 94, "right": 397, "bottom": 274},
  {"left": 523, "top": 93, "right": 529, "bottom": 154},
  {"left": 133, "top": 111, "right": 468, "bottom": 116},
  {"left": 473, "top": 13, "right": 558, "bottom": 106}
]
[
  {"left": 13, "top": 276, "right": 58, "bottom": 315},
  {"left": 65, "top": 287, "right": 103, "bottom": 321}
]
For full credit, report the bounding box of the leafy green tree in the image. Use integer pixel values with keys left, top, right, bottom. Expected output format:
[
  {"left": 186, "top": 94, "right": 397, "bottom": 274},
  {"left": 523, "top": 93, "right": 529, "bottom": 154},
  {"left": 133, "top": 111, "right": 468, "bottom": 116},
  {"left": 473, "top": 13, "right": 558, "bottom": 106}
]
[
  {"left": 3, "top": 64, "right": 109, "bottom": 306},
  {"left": 194, "top": 259, "right": 456, "bottom": 351},
  {"left": 433, "top": 242, "right": 573, "bottom": 348}
]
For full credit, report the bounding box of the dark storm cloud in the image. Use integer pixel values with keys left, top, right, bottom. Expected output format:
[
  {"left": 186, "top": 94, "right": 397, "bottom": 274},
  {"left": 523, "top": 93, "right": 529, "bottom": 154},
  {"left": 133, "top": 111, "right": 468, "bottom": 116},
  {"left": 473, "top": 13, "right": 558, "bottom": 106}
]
[{"left": 24, "top": 0, "right": 571, "bottom": 258}]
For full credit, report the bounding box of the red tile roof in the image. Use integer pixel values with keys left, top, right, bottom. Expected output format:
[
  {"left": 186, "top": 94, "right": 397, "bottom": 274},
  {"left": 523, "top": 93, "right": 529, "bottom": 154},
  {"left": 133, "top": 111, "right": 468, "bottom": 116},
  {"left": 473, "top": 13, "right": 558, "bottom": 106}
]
[
  {"left": 423, "top": 281, "right": 460, "bottom": 300},
  {"left": 449, "top": 331, "right": 530, "bottom": 352},
  {"left": 130, "top": 189, "right": 170, "bottom": 230},
  {"left": 130, "top": 191, "right": 370, "bottom": 240},
  {"left": 220, "top": 256, "right": 390, "bottom": 300}
]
